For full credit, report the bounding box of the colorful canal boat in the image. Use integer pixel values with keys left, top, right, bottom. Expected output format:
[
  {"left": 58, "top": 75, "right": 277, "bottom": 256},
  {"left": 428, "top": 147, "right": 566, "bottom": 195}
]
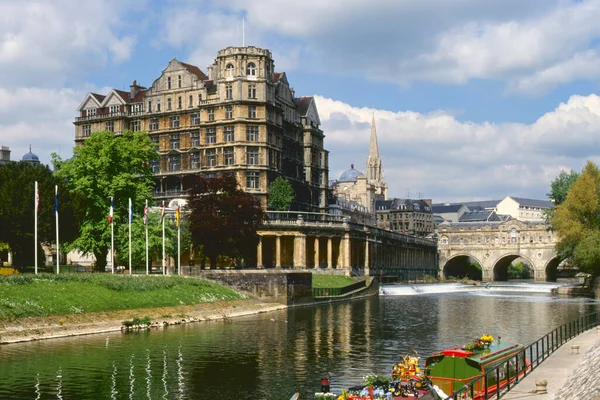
[
  {"left": 315, "top": 335, "right": 530, "bottom": 400},
  {"left": 424, "top": 335, "right": 531, "bottom": 398}
]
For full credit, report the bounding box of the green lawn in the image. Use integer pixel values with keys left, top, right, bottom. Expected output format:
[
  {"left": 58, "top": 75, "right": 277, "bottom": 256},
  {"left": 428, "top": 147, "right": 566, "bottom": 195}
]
[
  {"left": 0, "top": 274, "right": 245, "bottom": 321},
  {"left": 312, "top": 274, "right": 356, "bottom": 288}
]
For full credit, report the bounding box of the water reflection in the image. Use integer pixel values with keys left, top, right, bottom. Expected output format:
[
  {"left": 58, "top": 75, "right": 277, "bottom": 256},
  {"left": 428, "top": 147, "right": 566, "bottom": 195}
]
[{"left": 0, "top": 292, "right": 597, "bottom": 399}]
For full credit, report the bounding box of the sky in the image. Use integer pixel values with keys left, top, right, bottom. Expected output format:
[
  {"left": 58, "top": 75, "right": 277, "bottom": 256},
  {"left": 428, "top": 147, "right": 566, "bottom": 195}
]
[{"left": 2, "top": 0, "right": 600, "bottom": 203}]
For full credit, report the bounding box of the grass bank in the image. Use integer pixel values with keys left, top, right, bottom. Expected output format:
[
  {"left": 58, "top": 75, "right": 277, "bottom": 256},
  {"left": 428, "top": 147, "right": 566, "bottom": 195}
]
[
  {"left": 0, "top": 274, "right": 245, "bottom": 321},
  {"left": 312, "top": 274, "right": 356, "bottom": 288}
]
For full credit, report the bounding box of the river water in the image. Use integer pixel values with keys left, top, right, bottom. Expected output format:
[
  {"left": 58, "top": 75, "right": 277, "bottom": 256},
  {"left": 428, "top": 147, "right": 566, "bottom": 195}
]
[{"left": 0, "top": 283, "right": 598, "bottom": 400}]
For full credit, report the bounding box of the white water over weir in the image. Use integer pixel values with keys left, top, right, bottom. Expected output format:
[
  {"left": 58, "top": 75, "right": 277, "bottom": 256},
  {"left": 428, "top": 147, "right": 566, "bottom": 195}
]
[{"left": 380, "top": 282, "right": 574, "bottom": 296}]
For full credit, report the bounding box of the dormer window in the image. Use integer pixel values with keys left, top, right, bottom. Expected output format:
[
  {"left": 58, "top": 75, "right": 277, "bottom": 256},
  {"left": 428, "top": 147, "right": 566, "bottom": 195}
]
[
  {"left": 167, "top": 77, "right": 171, "bottom": 90},
  {"left": 225, "top": 63, "right": 234, "bottom": 78},
  {"left": 178, "top": 75, "right": 182, "bottom": 88},
  {"left": 246, "top": 62, "right": 256, "bottom": 76},
  {"left": 86, "top": 108, "right": 96, "bottom": 117}
]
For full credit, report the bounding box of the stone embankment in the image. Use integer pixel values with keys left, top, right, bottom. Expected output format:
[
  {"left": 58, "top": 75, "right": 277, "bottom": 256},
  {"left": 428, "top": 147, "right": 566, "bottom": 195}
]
[{"left": 0, "top": 299, "right": 286, "bottom": 345}]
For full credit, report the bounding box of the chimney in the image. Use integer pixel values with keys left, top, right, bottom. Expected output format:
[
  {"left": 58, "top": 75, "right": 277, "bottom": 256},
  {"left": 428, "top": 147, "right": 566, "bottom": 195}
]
[{"left": 130, "top": 80, "right": 144, "bottom": 99}]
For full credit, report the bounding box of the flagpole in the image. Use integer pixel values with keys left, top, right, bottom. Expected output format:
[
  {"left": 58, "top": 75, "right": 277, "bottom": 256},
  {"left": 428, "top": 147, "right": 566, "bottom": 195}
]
[
  {"left": 110, "top": 197, "right": 114, "bottom": 275},
  {"left": 128, "top": 198, "right": 132, "bottom": 275},
  {"left": 161, "top": 201, "right": 166, "bottom": 276},
  {"left": 177, "top": 220, "right": 181, "bottom": 276},
  {"left": 145, "top": 199, "right": 149, "bottom": 275},
  {"left": 55, "top": 185, "right": 59, "bottom": 275},
  {"left": 34, "top": 181, "right": 38, "bottom": 275}
]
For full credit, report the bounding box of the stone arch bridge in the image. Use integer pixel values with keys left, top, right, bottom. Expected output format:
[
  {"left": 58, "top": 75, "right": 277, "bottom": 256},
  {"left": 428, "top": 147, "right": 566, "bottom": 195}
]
[{"left": 437, "top": 219, "right": 560, "bottom": 281}]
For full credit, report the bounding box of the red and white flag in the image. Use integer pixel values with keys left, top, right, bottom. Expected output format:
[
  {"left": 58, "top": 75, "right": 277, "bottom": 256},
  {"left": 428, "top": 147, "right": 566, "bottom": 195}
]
[
  {"left": 143, "top": 199, "right": 149, "bottom": 225},
  {"left": 108, "top": 197, "right": 114, "bottom": 223}
]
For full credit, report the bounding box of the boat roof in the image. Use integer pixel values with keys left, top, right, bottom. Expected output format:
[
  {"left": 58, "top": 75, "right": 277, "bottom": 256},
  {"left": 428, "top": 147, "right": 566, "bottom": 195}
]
[{"left": 431, "top": 340, "right": 524, "bottom": 365}]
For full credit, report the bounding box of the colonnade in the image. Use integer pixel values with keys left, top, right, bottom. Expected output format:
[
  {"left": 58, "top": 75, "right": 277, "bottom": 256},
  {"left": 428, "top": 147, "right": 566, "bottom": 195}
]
[{"left": 256, "top": 227, "right": 438, "bottom": 278}]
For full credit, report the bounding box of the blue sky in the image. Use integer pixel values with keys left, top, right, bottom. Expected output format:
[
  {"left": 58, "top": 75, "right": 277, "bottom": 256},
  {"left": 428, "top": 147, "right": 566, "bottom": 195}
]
[{"left": 3, "top": 0, "right": 600, "bottom": 203}]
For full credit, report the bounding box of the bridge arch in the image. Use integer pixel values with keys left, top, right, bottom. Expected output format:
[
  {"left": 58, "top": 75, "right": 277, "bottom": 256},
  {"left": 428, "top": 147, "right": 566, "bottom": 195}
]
[
  {"left": 443, "top": 253, "right": 483, "bottom": 280},
  {"left": 543, "top": 256, "right": 561, "bottom": 282},
  {"left": 490, "top": 254, "right": 535, "bottom": 281}
]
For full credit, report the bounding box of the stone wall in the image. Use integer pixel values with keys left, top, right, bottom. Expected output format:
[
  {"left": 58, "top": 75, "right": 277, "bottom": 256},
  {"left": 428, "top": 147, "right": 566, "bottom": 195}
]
[{"left": 196, "top": 270, "right": 313, "bottom": 307}]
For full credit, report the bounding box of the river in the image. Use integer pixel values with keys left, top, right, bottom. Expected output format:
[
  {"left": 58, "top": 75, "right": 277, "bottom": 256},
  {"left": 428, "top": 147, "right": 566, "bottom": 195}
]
[{"left": 0, "top": 283, "right": 598, "bottom": 399}]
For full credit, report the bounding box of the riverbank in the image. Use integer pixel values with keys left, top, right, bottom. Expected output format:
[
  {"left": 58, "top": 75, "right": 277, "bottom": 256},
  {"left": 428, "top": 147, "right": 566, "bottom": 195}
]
[{"left": 0, "top": 298, "right": 286, "bottom": 345}]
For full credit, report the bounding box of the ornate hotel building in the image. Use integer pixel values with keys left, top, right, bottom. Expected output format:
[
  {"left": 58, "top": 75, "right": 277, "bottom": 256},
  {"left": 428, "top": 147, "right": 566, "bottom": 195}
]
[{"left": 74, "top": 46, "right": 329, "bottom": 211}]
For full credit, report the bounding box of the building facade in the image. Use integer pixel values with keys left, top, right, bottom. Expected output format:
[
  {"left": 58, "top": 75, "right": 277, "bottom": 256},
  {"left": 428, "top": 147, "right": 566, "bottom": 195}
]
[
  {"left": 74, "top": 46, "right": 329, "bottom": 211},
  {"left": 375, "top": 198, "right": 434, "bottom": 237}
]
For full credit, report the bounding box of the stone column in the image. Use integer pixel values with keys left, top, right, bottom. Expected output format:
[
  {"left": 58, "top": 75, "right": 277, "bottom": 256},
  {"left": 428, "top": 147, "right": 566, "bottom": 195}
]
[
  {"left": 314, "top": 237, "right": 320, "bottom": 268},
  {"left": 275, "top": 235, "right": 282, "bottom": 269},
  {"left": 294, "top": 234, "right": 306, "bottom": 269},
  {"left": 257, "top": 236, "right": 263, "bottom": 268},
  {"left": 327, "top": 238, "right": 333, "bottom": 269},
  {"left": 343, "top": 233, "right": 351, "bottom": 269},
  {"left": 364, "top": 237, "right": 370, "bottom": 275}
]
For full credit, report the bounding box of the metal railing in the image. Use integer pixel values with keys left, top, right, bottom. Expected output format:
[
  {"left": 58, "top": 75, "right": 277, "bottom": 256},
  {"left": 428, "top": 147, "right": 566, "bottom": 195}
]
[
  {"left": 313, "top": 280, "right": 367, "bottom": 297},
  {"left": 446, "top": 311, "right": 600, "bottom": 400}
]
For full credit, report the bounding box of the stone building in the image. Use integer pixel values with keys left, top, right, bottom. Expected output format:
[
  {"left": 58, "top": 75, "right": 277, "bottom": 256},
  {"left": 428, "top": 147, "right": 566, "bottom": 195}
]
[
  {"left": 375, "top": 198, "right": 434, "bottom": 237},
  {"left": 0, "top": 146, "right": 10, "bottom": 165},
  {"left": 330, "top": 114, "right": 387, "bottom": 214},
  {"left": 74, "top": 46, "right": 329, "bottom": 212}
]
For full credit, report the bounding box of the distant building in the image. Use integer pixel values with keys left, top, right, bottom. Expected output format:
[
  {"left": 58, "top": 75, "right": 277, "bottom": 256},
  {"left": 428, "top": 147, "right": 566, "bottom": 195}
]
[
  {"left": 496, "top": 196, "right": 553, "bottom": 222},
  {"left": 330, "top": 114, "right": 387, "bottom": 213},
  {"left": 375, "top": 198, "right": 434, "bottom": 237},
  {"left": 21, "top": 146, "right": 40, "bottom": 165},
  {"left": 458, "top": 210, "right": 501, "bottom": 223},
  {"left": 0, "top": 146, "right": 10, "bottom": 165},
  {"left": 328, "top": 197, "right": 375, "bottom": 226},
  {"left": 431, "top": 203, "right": 470, "bottom": 223},
  {"left": 433, "top": 196, "right": 553, "bottom": 224}
]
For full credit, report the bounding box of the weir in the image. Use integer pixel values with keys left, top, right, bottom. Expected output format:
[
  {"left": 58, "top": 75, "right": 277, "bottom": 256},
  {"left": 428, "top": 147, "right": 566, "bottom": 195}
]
[{"left": 380, "top": 282, "right": 572, "bottom": 296}]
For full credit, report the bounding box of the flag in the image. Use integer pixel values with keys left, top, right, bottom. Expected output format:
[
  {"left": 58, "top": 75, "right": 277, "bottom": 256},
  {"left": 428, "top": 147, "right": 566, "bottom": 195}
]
[
  {"left": 128, "top": 198, "right": 133, "bottom": 222},
  {"left": 143, "top": 199, "right": 148, "bottom": 225},
  {"left": 108, "top": 198, "right": 114, "bottom": 223},
  {"left": 160, "top": 200, "right": 165, "bottom": 223},
  {"left": 35, "top": 181, "right": 40, "bottom": 212},
  {"left": 176, "top": 206, "right": 180, "bottom": 227}
]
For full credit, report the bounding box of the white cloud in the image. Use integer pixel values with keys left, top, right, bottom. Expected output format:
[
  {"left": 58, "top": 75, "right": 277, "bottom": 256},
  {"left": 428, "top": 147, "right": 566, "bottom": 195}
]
[
  {"left": 0, "top": 0, "right": 140, "bottom": 87},
  {"left": 158, "top": 0, "right": 600, "bottom": 94},
  {"left": 316, "top": 93, "right": 600, "bottom": 202},
  {"left": 0, "top": 87, "right": 87, "bottom": 165}
]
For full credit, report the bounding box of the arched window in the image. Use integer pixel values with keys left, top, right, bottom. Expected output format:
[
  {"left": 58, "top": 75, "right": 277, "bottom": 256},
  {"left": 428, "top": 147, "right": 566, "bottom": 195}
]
[
  {"left": 225, "top": 63, "right": 234, "bottom": 77},
  {"left": 246, "top": 62, "right": 256, "bottom": 76}
]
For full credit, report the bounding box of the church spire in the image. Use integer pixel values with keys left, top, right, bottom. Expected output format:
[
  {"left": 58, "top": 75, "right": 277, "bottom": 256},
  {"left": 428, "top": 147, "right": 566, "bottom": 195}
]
[
  {"left": 366, "top": 112, "right": 382, "bottom": 183},
  {"left": 368, "top": 112, "right": 380, "bottom": 159}
]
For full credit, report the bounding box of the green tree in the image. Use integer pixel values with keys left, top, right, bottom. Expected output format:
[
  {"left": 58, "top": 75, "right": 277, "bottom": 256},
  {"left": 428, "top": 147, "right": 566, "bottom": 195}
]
[
  {"left": 189, "top": 174, "right": 264, "bottom": 268},
  {"left": 547, "top": 169, "right": 579, "bottom": 205},
  {"left": 0, "top": 162, "right": 78, "bottom": 267},
  {"left": 268, "top": 176, "right": 295, "bottom": 211},
  {"left": 552, "top": 161, "right": 600, "bottom": 278},
  {"left": 52, "top": 130, "right": 158, "bottom": 272},
  {"left": 114, "top": 211, "right": 191, "bottom": 271}
]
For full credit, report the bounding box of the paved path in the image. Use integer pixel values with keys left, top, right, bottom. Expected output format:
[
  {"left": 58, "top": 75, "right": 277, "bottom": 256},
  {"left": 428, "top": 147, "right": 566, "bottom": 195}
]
[{"left": 503, "top": 326, "right": 600, "bottom": 400}]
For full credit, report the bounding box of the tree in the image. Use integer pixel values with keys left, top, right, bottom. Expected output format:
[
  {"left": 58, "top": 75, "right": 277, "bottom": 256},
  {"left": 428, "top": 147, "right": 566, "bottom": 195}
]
[
  {"left": 114, "top": 211, "right": 191, "bottom": 270},
  {"left": 547, "top": 169, "right": 579, "bottom": 205},
  {"left": 552, "top": 161, "right": 600, "bottom": 278},
  {"left": 0, "top": 162, "right": 78, "bottom": 267},
  {"left": 268, "top": 176, "right": 295, "bottom": 211},
  {"left": 52, "top": 130, "right": 158, "bottom": 272},
  {"left": 188, "top": 174, "right": 264, "bottom": 268}
]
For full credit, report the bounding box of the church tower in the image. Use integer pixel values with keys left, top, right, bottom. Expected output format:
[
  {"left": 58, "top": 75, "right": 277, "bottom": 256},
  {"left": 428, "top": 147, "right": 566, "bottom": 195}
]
[{"left": 366, "top": 113, "right": 388, "bottom": 199}]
